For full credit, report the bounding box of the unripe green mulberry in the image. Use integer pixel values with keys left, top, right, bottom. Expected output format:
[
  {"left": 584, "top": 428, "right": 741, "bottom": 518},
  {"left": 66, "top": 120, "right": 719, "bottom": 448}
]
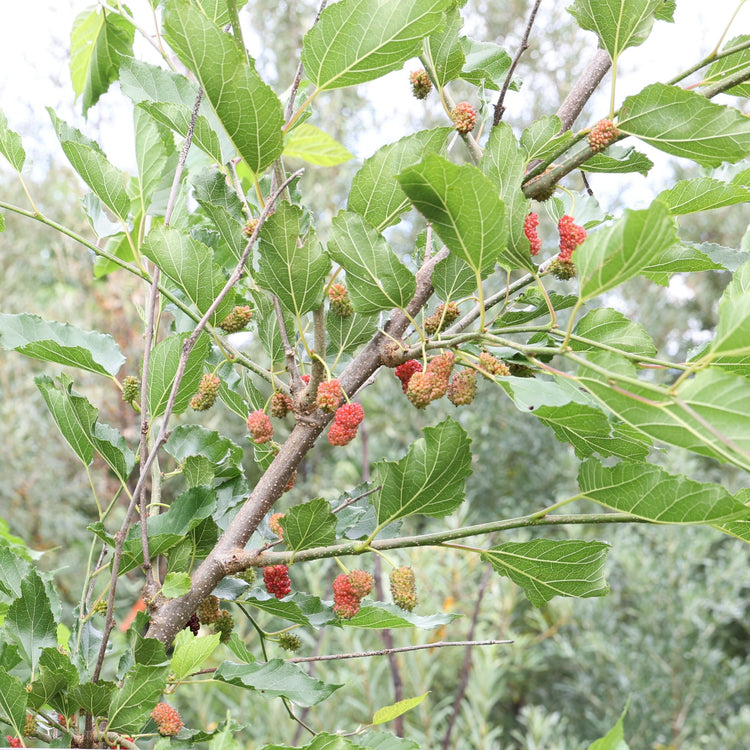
[
  {"left": 390, "top": 567, "right": 418, "bottom": 612},
  {"left": 122, "top": 375, "right": 140, "bottom": 403},
  {"left": 190, "top": 373, "right": 221, "bottom": 411},
  {"left": 219, "top": 305, "right": 253, "bottom": 333},
  {"left": 424, "top": 302, "right": 460, "bottom": 335},
  {"left": 328, "top": 283, "right": 353, "bottom": 317},
  {"left": 410, "top": 69, "right": 432, "bottom": 99},
  {"left": 278, "top": 632, "right": 302, "bottom": 652},
  {"left": 197, "top": 595, "right": 221, "bottom": 624},
  {"left": 447, "top": 368, "right": 477, "bottom": 406},
  {"left": 213, "top": 608, "right": 234, "bottom": 642}
]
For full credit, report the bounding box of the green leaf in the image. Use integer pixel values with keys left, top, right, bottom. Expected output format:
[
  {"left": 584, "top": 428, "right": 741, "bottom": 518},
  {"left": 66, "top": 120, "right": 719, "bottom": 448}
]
[
  {"left": 639, "top": 241, "right": 729, "bottom": 285},
  {"left": 165, "top": 424, "right": 244, "bottom": 479},
  {"left": 133, "top": 106, "right": 174, "bottom": 214},
  {"left": 27, "top": 647, "right": 79, "bottom": 711},
  {"left": 70, "top": 6, "right": 135, "bottom": 115},
  {"left": 704, "top": 35, "right": 750, "bottom": 98},
  {"left": 170, "top": 630, "right": 222, "bottom": 682},
  {"left": 163, "top": 0, "right": 284, "bottom": 173},
  {"left": 483, "top": 539, "right": 610, "bottom": 607},
  {"left": 48, "top": 109, "right": 130, "bottom": 221},
  {"left": 107, "top": 664, "right": 169, "bottom": 734},
  {"left": 432, "top": 253, "right": 478, "bottom": 301},
  {"left": 618, "top": 84, "right": 750, "bottom": 167},
  {"left": 214, "top": 660, "right": 340, "bottom": 706},
  {"left": 459, "top": 37, "right": 512, "bottom": 90},
  {"left": 398, "top": 153, "right": 511, "bottom": 274},
  {"left": 326, "top": 310, "right": 379, "bottom": 357},
  {"left": 162, "top": 572, "right": 192, "bottom": 598},
  {"left": 244, "top": 592, "right": 335, "bottom": 628},
  {"left": 69, "top": 681, "right": 116, "bottom": 720},
  {"left": 588, "top": 708, "right": 630, "bottom": 750},
  {"left": 283, "top": 498, "right": 337, "bottom": 552},
  {"left": 576, "top": 201, "right": 678, "bottom": 301},
  {"left": 348, "top": 128, "right": 451, "bottom": 231},
  {"left": 0, "top": 544, "right": 31, "bottom": 599},
  {"left": 571, "top": 308, "right": 657, "bottom": 356},
  {"left": 372, "top": 693, "right": 429, "bottom": 725},
  {"left": 284, "top": 124, "right": 353, "bottom": 166},
  {"left": 0, "top": 109, "right": 25, "bottom": 172},
  {"left": 374, "top": 418, "right": 472, "bottom": 526},
  {"left": 143, "top": 225, "right": 235, "bottom": 324},
  {"left": 36, "top": 375, "right": 135, "bottom": 481},
  {"left": 328, "top": 211, "right": 416, "bottom": 314},
  {"left": 581, "top": 145, "right": 654, "bottom": 175},
  {"left": 194, "top": 0, "right": 249, "bottom": 27},
  {"left": 6, "top": 570, "right": 58, "bottom": 672},
  {"left": 481, "top": 123, "right": 535, "bottom": 270},
  {"left": 0, "top": 312, "right": 124, "bottom": 376},
  {"left": 139, "top": 101, "right": 223, "bottom": 164},
  {"left": 579, "top": 460, "right": 750, "bottom": 523},
  {"left": 520, "top": 115, "right": 573, "bottom": 164},
  {"left": 301, "top": 0, "right": 451, "bottom": 91},
  {"left": 567, "top": 0, "right": 664, "bottom": 62},
  {"left": 349, "top": 731, "right": 420, "bottom": 750},
  {"left": 345, "top": 602, "right": 458, "bottom": 630},
  {"left": 422, "top": 6, "right": 464, "bottom": 87},
  {"left": 656, "top": 177, "right": 750, "bottom": 214},
  {"left": 0, "top": 672, "right": 27, "bottom": 737},
  {"left": 146, "top": 332, "right": 211, "bottom": 418},
  {"left": 256, "top": 203, "right": 331, "bottom": 316}
]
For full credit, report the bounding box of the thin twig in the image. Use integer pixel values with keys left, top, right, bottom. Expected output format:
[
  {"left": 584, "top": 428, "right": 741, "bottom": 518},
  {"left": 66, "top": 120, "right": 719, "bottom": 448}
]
[
  {"left": 332, "top": 485, "right": 381, "bottom": 514},
  {"left": 493, "top": 0, "right": 543, "bottom": 127}
]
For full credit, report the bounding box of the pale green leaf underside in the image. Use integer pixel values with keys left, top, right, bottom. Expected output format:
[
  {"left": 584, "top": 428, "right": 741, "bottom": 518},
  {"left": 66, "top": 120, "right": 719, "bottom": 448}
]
[
  {"left": 164, "top": 0, "right": 284, "bottom": 173},
  {"left": 284, "top": 123, "right": 353, "bottom": 166},
  {"left": 703, "top": 35, "right": 750, "bottom": 98},
  {"left": 484, "top": 539, "right": 610, "bottom": 607},
  {"left": 0, "top": 109, "right": 25, "bottom": 172},
  {"left": 0, "top": 312, "right": 124, "bottom": 376},
  {"left": 133, "top": 106, "right": 173, "bottom": 214},
  {"left": 374, "top": 418, "right": 472, "bottom": 526},
  {"left": 578, "top": 459, "right": 750, "bottom": 523},
  {"left": 328, "top": 210, "right": 416, "bottom": 314},
  {"left": 571, "top": 307, "right": 657, "bottom": 356},
  {"left": 618, "top": 83, "right": 750, "bottom": 167},
  {"left": 581, "top": 145, "right": 653, "bottom": 176},
  {"left": 422, "top": 6, "right": 464, "bottom": 87},
  {"left": 301, "top": 0, "right": 451, "bottom": 91}
]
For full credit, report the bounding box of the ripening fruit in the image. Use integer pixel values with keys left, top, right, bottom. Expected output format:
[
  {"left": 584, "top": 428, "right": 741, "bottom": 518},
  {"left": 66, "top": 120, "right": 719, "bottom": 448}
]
[
  {"left": 587, "top": 118, "right": 619, "bottom": 152},
  {"left": 197, "top": 595, "right": 221, "bottom": 624},
  {"left": 347, "top": 570, "right": 374, "bottom": 599},
  {"left": 190, "top": 373, "right": 220, "bottom": 411},
  {"left": 247, "top": 410, "right": 274, "bottom": 443},
  {"left": 327, "top": 402, "right": 365, "bottom": 446},
  {"left": 451, "top": 102, "right": 477, "bottom": 134},
  {"left": 269, "top": 512, "right": 285, "bottom": 538},
  {"left": 150, "top": 703, "right": 183, "bottom": 737},
  {"left": 478, "top": 352, "right": 510, "bottom": 378},
  {"left": 332, "top": 573, "right": 361, "bottom": 619},
  {"left": 316, "top": 379, "right": 342, "bottom": 413},
  {"left": 390, "top": 566, "right": 418, "bottom": 612},
  {"left": 328, "top": 283, "right": 353, "bottom": 317},
  {"left": 394, "top": 359, "right": 423, "bottom": 393},
  {"left": 524, "top": 212, "right": 542, "bottom": 256},
  {"left": 122, "top": 375, "right": 140, "bottom": 403},
  {"left": 278, "top": 632, "right": 302, "bottom": 652},
  {"left": 263, "top": 564, "right": 292, "bottom": 599},
  {"left": 557, "top": 215, "right": 587, "bottom": 261},
  {"left": 447, "top": 368, "right": 478, "bottom": 406},
  {"left": 219, "top": 305, "right": 253, "bottom": 333},
  {"left": 409, "top": 69, "right": 432, "bottom": 99},
  {"left": 424, "top": 302, "right": 460, "bottom": 335},
  {"left": 269, "top": 391, "right": 294, "bottom": 418},
  {"left": 243, "top": 218, "right": 259, "bottom": 238}
]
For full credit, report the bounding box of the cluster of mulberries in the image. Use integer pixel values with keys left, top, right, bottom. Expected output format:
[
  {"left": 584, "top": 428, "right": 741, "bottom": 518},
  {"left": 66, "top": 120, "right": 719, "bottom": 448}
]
[
  {"left": 406, "top": 351, "right": 455, "bottom": 409},
  {"left": 263, "top": 564, "right": 292, "bottom": 599},
  {"left": 478, "top": 351, "right": 510, "bottom": 378},
  {"left": 269, "top": 392, "right": 294, "bottom": 418},
  {"left": 394, "top": 359, "right": 423, "bottom": 393},
  {"left": 122, "top": 375, "right": 140, "bottom": 404},
  {"left": 447, "top": 369, "right": 477, "bottom": 406},
  {"left": 327, "top": 402, "right": 365, "bottom": 446},
  {"left": 219, "top": 305, "right": 253, "bottom": 333},
  {"left": 197, "top": 595, "right": 221, "bottom": 625},
  {"left": 316, "top": 379, "right": 342, "bottom": 413},
  {"left": 551, "top": 214, "right": 587, "bottom": 279},
  {"left": 587, "top": 118, "right": 619, "bottom": 153},
  {"left": 390, "top": 566, "right": 418, "bottom": 612},
  {"left": 328, "top": 283, "right": 353, "bottom": 317},
  {"left": 451, "top": 102, "right": 477, "bottom": 134},
  {"left": 333, "top": 570, "right": 374, "bottom": 619},
  {"left": 150, "top": 703, "right": 183, "bottom": 737},
  {"left": 424, "top": 302, "right": 460, "bottom": 335},
  {"left": 190, "top": 373, "right": 220, "bottom": 411},
  {"left": 409, "top": 69, "right": 432, "bottom": 100},
  {"left": 524, "top": 212, "right": 542, "bottom": 256},
  {"left": 6, "top": 737, "right": 22, "bottom": 748},
  {"left": 247, "top": 410, "right": 274, "bottom": 443}
]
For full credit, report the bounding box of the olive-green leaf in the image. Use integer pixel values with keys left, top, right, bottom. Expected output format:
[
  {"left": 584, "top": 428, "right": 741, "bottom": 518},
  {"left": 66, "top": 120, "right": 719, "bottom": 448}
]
[
  {"left": 301, "top": 0, "right": 451, "bottom": 91},
  {"left": 372, "top": 693, "right": 429, "bottom": 726},
  {"left": 164, "top": 0, "right": 284, "bottom": 173},
  {"left": 618, "top": 83, "right": 750, "bottom": 167},
  {"left": 70, "top": 6, "right": 135, "bottom": 115},
  {"left": 483, "top": 539, "right": 610, "bottom": 607},
  {"left": 328, "top": 211, "right": 416, "bottom": 314},
  {"left": 374, "top": 418, "right": 472, "bottom": 526},
  {"left": 578, "top": 459, "right": 750, "bottom": 523}
]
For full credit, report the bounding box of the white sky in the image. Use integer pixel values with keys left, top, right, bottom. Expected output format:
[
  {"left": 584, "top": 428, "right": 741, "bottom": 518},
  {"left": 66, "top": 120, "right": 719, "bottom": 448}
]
[{"left": 0, "top": 1, "right": 748, "bottom": 180}]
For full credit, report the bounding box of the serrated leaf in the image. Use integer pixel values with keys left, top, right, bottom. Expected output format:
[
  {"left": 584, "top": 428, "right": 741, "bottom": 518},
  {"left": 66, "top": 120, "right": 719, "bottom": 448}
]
[
  {"left": 328, "top": 211, "right": 416, "bottom": 314},
  {"left": 256, "top": 203, "right": 330, "bottom": 316},
  {"left": 520, "top": 115, "right": 573, "bottom": 163},
  {"left": 459, "top": 37, "right": 512, "bottom": 90},
  {"left": 422, "top": 7, "right": 464, "bottom": 87},
  {"left": 6, "top": 570, "right": 58, "bottom": 672},
  {"left": 143, "top": 225, "right": 234, "bottom": 324},
  {"left": 372, "top": 693, "right": 429, "bottom": 725},
  {"left": 146, "top": 332, "right": 211, "bottom": 417},
  {"left": 703, "top": 35, "right": 750, "bottom": 98},
  {"left": 162, "top": 572, "right": 192, "bottom": 598},
  {"left": 567, "top": 0, "right": 663, "bottom": 62},
  {"left": 345, "top": 602, "right": 458, "bottom": 630},
  {"left": 576, "top": 201, "right": 678, "bottom": 301},
  {"left": 284, "top": 123, "right": 353, "bottom": 166},
  {"left": 640, "top": 241, "right": 728, "bottom": 285},
  {"left": 48, "top": 109, "right": 130, "bottom": 220},
  {"left": 283, "top": 498, "right": 337, "bottom": 552},
  {"left": 657, "top": 177, "right": 750, "bottom": 214},
  {"left": 571, "top": 308, "right": 657, "bottom": 356},
  {"left": 432, "top": 253, "right": 478, "bottom": 301},
  {"left": 374, "top": 418, "right": 472, "bottom": 526},
  {"left": 579, "top": 460, "right": 750, "bottom": 523},
  {"left": 581, "top": 145, "right": 653, "bottom": 175},
  {"left": 163, "top": 0, "right": 284, "bottom": 173},
  {"left": 0, "top": 109, "right": 25, "bottom": 172},
  {"left": 244, "top": 591, "right": 335, "bottom": 628},
  {"left": 0, "top": 544, "right": 31, "bottom": 599},
  {"left": 618, "top": 83, "right": 750, "bottom": 167},
  {"left": 484, "top": 539, "right": 610, "bottom": 607},
  {"left": 139, "top": 100, "right": 223, "bottom": 164},
  {"left": 326, "top": 310, "right": 379, "bottom": 357},
  {"left": 165, "top": 424, "right": 244, "bottom": 479},
  {"left": 301, "top": 0, "right": 451, "bottom": 91},
  {"left": 69, "top": 681, "right": 116, "bottom": 720},
  {"left": 36, "top": 375, "right": 135, "bottom": 481},
  {"left": 588, "top": 709, "right": 630, "bottom": 750},
  {"left": 107, "top": 664, "right": 169, "bottom": 734},
  {"left": 399, "top": 153, "right": 512, "bottom": 274},
  {"left": 70, "top": 6, "right": 135, "bottom": 115},
  {"left": 27, "top": 647, "right": 79, "bottom": 711},
  {"left": 0, "top": 312, "right": 124, "bottom": 376},
  {"left": 481, "top": 123, "right": 535, "bottom": 269},
  {"left": 194, "top": 0, "right": 249, "bottom": 27},
  {"left": 0, "top": 672, "right": 27, "bottom": 737},
  {"left": 348, "top": 128, "right": 451, "bottom": 231},
  {"left": 214, "top": 660, "right": 340, "bottom": 706},
  {"left": 170, "top": 630, "right": 222, "bottom": 682}
]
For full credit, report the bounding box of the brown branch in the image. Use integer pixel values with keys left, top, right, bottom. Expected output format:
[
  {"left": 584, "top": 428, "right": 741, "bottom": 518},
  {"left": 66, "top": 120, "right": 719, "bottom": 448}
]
[
  {"left": 492, "top": 0, "right": 543, "bottom": 127},
  {"left": 556, "top": 48, "right": 611, "bottom": 132}
]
